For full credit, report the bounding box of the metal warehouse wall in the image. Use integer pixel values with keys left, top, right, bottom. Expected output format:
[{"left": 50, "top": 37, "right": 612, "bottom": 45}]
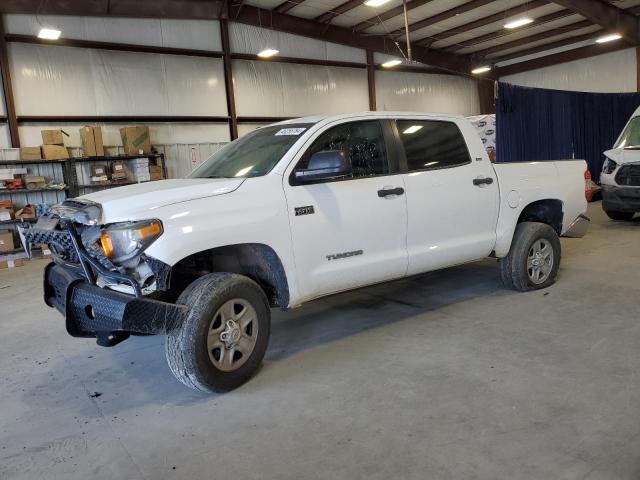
[{"left": 3, "top": 14, "right": 482, "bottom": 159}]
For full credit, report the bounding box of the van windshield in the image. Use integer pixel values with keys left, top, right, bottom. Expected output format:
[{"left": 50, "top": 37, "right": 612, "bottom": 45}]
[
  {"left": 614, "top": 117, "right": 640, "bottom": 149},
  {"left": 189, "top": 123, "right": 313, "bottom": 179}
]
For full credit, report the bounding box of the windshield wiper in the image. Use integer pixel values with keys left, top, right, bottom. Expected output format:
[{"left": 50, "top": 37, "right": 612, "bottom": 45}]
[
  {"left": 205, "top": 175, "right": 230, "bottom": 178},
  {"left": 623, "top": 146, "right": 640, "bottom": 150}
]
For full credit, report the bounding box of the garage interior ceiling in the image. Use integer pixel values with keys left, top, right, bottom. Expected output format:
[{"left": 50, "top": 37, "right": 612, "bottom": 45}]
[{"left": 1, "top": 0, "right": 639, "bottom": 78}]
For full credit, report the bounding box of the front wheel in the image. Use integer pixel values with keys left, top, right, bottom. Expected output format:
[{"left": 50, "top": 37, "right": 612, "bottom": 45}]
[
  {"left": 604, "top": 210, "right": 635, "bottom": 221},
  {"left": 165, "top": 273, "right": 270, "bottom": 393},
  {"left": 500, "top": 222, "right": 561, "bottom": 292}
]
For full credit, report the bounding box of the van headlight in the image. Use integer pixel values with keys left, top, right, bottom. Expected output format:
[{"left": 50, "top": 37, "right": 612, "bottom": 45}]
[
  {"left": 97, "top": 219, "right": 163, "bottom": 264},
  {"left": 602, "top": 158, "right": 617, "bottom": 174}
]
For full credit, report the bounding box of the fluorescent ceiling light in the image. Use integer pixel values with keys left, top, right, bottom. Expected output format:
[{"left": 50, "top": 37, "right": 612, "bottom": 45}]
[
  {"left": 471, "top": 65, "right": 491, "bottom": 74},
  {"left": 364, "top": 0, "right": 391, "bottom": 6},
  {"left": 403, "top": 125, "right": 423, "bottom": 134},
  {"left": 381, "top": 59, "right": 402, "bottom": 68},
  {"left": 596, "top": 33, "right": 622, "bottom": 44},
  {"left": 257, "top": 48, "right": 279, "bottom": 58},
  {"left": 37, "top": 28, "right": 61, "bottom": 40},
  {"left": 504, "top": 17, "right": 533, "bottom": 29}
]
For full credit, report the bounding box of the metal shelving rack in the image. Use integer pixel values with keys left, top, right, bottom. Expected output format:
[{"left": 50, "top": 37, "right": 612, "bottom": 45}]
[{"left": 0, "top": 153, "right": 167, "bottom": 262}]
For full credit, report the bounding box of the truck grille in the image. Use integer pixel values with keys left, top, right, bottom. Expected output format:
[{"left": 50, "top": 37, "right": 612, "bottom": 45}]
[{"left": 615, "top": 165, "right": 640, "bottom": 186}]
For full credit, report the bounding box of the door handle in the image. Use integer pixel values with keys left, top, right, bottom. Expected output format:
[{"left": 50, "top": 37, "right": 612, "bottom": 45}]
[
  {"left": 377, "top": 187, "right": 405, "bottom": 197},
  {"left": 473, "top": 177, "right": 494, "bottom": 186}
]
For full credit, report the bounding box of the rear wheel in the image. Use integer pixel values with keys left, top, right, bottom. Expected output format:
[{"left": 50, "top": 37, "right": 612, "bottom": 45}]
[
  {"left": 500, "top": 222, "right": 561, "bottom": 292},
  {"left": 165, "top": 273, "right": 270, "bottom": 393},
  {"left": 604, "top": 210, "right": 635, "bottom": 221}
]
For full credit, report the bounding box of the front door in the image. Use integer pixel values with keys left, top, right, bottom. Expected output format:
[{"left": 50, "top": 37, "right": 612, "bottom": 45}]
[{"left": 284, "top": 119, "right": 408, "bottom": 302}]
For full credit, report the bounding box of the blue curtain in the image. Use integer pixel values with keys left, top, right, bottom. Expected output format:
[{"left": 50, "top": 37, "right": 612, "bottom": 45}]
[{"left": 496, "top": 82, "right": 640, "bottom": 181}]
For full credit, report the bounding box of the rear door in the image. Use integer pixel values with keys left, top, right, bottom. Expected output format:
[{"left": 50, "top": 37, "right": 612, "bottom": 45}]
[
  {"left": 283, "top": 119, "right": 408, "bottom": 301},
  {"left": 394, "top": 117, "right": 499, "bottom": 275}
]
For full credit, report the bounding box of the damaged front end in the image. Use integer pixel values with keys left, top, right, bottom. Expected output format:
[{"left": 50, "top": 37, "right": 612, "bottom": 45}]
[{"left": 21, "top": 199, "right": 187, "bottom": 347}]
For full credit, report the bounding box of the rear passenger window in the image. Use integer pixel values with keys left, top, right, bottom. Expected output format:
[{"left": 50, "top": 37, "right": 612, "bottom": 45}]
[
  {"left": 297, "top": 120, "right": 388, "bottom": 180},
  {"left": 396, "top": 120, "right": 471, "bottom": 172}
]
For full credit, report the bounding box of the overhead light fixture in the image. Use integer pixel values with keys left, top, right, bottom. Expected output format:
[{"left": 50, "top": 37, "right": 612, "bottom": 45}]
[
  {"left": 504, "top": 17, "right": 533, "bottom": 29},
  {"left": 381, "top": 59, "right": 402, "bottom": 68},
  {"left": 596, "top": 33, "right": 622, "bottom": 44},
  {"left": 403, "top": 125, "right": 423, "bottom": 134},
  {"left": 471, "top": 65, "right": 491, "bottom": 74},
  {"left": 364, "top": 0, "right": 392, "bottom": 6},
  {"left": 257, "top": 48, "right": 279, "bottom": 58},
  {"left": 37, "top": 28, "right": 61, "bottom": 40}
]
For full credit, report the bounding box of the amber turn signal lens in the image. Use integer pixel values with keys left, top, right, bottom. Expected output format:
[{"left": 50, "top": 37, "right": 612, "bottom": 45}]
[
  {"left": 138, "top": 222, "right": 162, "bottom": 239},
  {"left": 99, "top": 231, "right": 113, "bottom": 257}
]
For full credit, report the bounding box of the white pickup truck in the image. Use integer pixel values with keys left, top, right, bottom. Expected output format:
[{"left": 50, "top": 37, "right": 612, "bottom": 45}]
[{"left": 23, "top": 112, "right": 590, "bottom": 393}]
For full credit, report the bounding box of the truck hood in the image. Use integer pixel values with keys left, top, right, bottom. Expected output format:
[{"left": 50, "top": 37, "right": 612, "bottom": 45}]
[
  {"left": 604, "top": 148, "right": 640, "bottom": 165},
  {"left": 81, "top": 178, "right": 245, "bottom": 223}
]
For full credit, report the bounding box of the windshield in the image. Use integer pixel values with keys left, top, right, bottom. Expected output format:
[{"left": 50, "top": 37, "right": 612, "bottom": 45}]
[
  {"left": 615, "top": 117, "right": 640, "bottom": 149},
  {"left": 189, "top": 123, "right": 313, "bottom": 178}
]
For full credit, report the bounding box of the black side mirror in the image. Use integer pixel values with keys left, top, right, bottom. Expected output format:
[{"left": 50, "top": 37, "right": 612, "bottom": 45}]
[{"left": 294, "top": 150, "right": 352, "bottom": 182}]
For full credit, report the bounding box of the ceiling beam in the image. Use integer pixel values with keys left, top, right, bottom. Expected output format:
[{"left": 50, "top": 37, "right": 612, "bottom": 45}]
[
  {"left": 315, "top": 0, "right": 363, "bottom": 24},
  {"left": 352, "top": 0, "right": 436, "bottom": 32},
  {"left": 0, "top": 0, "right": 226, "bottom": 18},
  {"left": 429, "top": 8, "right": 575, "bottom": 50},
  {"left": 391, "top": 0, "right": 495, "bottom": 36},
  {"left": 273, "top": 0, "right": 302, "bottom": 14},
  {"left": 550, "top": 0, "right": 639, "bottom": 44},
  {"left": 494, "top": 39, "right": 630, "bottom": 76},
  {"left": 415, "top": 0, "right": 548, "bottom": 46},
  {"left": 491, "top": 29, "right": 602, "bottom": 64},
  {"left": 230, "top": 3, "right": 475, "bottom": 76},
  {"left": 465, "top": 19, "right": 593, "bottom": 57}
]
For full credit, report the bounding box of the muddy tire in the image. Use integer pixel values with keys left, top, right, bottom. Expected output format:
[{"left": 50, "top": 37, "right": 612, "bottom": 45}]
[
  {"left": 165, "top": 273, "right": 270, "bottom": 393},
  {"left": 500, "top": 222, "right": 561, "bottom": 292}
]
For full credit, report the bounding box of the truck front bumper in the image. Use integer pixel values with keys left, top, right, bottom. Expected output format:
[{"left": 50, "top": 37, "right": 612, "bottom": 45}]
[
  {"left": 602, "top": 185, "right": 640, "bottom": 212},
  {"left": 44, "top": 262, "right": 188, "bottom": 346}
]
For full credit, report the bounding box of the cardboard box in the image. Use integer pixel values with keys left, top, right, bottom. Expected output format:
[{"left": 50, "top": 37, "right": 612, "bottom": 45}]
[
  {"left": 80, "top": 126, "right": 104, "bottom": 157},
  {"left": 20, "top": 147, "right": 42, "bottom": 160},
  {"left": 0, "top": 259, "right": 24, "bottom": 269},
  {"left": 149, "top": 164, "right": 163, "bottom": 181},
  {"left": 111, "top": 161, "right": 127, "bottom": 180},
  {"left": 41, "top": 129, "right": 69, "bottom": 145},
  {"left": 0, "top": 230, "right": 14, "bottom": 252},
  {"left": 0, "top": 168, "right": 27, "bottom": 180},
  {"left": 0, "top": 209, "right": 12, "bottom": 221},
  {"left": 120, "top": 126, "right": 151, "bottom": 155},
  {"left": 15, "top": 204, "right": 36, "bottom": 220},
  {"left": 41, "top": 145, "right": 69, "bottom": 160},
  {"left": 24, "top": 176, "right": 46, "bottom": 190}
]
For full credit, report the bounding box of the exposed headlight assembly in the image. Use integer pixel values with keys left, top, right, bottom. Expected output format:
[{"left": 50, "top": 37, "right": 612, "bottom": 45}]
[
  {"left": 98, "top": 219, "right": 163, "bottom": 264},
  {"left": 602, "top": 158, "right": 617, "bottom": 174}
]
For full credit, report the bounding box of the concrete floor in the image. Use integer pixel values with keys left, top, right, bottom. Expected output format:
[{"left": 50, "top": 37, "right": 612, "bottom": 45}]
[{"left": 1, "top": 203, "right": 639, "bottom": 479}]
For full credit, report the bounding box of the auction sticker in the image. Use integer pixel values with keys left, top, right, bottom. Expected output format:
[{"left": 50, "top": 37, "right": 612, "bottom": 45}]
[{"left": 275, "top": 128, "right": 306, "bottom": 136}]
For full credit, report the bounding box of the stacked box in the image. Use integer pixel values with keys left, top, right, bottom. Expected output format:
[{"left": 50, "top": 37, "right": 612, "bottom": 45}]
[{"left": 132, "top": 158, "right": 150, "bottom": 182}]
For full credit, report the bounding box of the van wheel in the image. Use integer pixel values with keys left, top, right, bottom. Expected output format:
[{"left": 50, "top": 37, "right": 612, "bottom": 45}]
[
  {"left": 605, "top": 210, "right": 635, "bottom": 221},
  {"left": 500, "top": 222, "right": 561, "bottom": 292},
  {"left": 165, "top": 273, "right": 270, "bottom": 393}
]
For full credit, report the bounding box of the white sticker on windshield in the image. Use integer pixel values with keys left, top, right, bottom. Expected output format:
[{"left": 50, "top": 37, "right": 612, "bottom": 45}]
[{"left": 275, "top": 128, "right": 306, "bottom": 136}]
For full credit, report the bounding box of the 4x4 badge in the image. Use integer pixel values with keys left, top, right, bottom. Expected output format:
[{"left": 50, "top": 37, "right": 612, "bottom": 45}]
[{"left": 295, "top": 206, "right": 315, "bottom": 216}]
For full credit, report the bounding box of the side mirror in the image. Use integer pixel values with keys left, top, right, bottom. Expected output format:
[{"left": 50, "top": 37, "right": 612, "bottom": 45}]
[{"left": 295, "top": 150, "right": 352, "bottom": 182}]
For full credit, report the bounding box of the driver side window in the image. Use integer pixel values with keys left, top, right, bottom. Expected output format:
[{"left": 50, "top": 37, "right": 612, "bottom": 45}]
[{"left": 296, "top": 120, "right": 388, "bottom": 181}]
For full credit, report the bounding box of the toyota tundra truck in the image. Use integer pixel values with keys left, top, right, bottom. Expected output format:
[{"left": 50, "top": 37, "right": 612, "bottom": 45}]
[{"left": 21, "top": 112, "right": 590, "bottom": 393}]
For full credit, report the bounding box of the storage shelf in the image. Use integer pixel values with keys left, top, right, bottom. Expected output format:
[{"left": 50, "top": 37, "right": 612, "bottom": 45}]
[
  {"left": 0, "top": 159, "right": 66, "bottom": 166},
  {"left": 77, "top": 181, "right": 140, "bottom": 188},
  {"left": 0, "top": 218, "right": 37, "bottom": 226},
  {"left": 72, "top": 154, "right": 162, "bottom": 163},
  {"left": 0, "top": 187, "right": 68, "bottom": 194}
]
